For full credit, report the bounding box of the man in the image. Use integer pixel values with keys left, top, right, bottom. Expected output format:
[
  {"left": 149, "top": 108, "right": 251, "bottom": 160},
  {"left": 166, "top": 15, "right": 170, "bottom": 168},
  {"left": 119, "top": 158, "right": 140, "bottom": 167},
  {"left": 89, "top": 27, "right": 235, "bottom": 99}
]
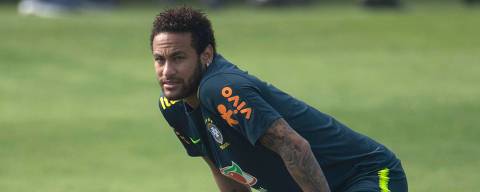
[{"left": 151, "top": 7, "right": 407, "bottom": 192}]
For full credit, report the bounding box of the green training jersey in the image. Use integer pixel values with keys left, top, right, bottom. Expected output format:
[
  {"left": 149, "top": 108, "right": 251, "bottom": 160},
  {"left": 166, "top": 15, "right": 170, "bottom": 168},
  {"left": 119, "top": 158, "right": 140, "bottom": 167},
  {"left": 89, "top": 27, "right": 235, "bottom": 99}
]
[{"left": 159, "top": 54, "right": 403, "bottom": 192}]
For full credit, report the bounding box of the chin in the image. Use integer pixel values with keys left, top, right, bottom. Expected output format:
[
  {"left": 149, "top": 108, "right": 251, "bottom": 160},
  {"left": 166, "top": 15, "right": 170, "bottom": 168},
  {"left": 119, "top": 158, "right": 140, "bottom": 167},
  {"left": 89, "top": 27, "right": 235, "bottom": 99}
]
[
  {"left": 162, "top": 90, "right": 185, "bottom": 101},
  {"left": 162, "top": 86, "right": 195, "bottom": 101},
  {"left": 163, "top": 93, "right": 181, "bottom": 101}
]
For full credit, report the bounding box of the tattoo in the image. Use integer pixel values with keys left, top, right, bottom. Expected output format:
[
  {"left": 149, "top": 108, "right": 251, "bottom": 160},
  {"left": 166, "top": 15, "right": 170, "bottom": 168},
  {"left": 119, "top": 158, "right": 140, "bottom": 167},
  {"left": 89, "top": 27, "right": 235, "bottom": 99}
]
[{"left": 260, "top": 119, "right": 330, "bottom": 192}]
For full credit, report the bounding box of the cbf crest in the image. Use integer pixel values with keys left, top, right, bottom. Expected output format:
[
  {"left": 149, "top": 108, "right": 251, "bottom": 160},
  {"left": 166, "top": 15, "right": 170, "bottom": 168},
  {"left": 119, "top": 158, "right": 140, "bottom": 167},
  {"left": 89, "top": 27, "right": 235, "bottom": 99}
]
[
  {"left": 205, "top": 118, "right": 223, "bottom": 144},
  {"left": 205, "top": 118, "right": 230, "bottom": 150}
]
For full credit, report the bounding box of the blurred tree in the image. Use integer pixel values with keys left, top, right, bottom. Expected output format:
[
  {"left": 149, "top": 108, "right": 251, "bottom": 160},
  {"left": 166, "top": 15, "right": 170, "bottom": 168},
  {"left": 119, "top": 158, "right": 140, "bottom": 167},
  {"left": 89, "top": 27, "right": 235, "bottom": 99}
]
[
  {"left": 156, "top": 0, "right": 223, "bottom": 8},
  {"left": 247, "top": 0, "right": 309, "bottom": 6},
  {"left": 464, "top": 0, "right": 480, "bottom": 5},
  {"left": 360, "top": 0, "right": 402, "bottom": 8},
  {"left": 200, "top": 0, "right": 222, "bottom": 8}
]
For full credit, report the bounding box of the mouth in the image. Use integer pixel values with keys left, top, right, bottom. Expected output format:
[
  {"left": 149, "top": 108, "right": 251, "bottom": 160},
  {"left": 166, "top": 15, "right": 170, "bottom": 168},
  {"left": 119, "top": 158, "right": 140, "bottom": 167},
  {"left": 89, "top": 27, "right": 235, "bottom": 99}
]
[{"left": 161, "top": 79, "right": 181, "bottom": 90}]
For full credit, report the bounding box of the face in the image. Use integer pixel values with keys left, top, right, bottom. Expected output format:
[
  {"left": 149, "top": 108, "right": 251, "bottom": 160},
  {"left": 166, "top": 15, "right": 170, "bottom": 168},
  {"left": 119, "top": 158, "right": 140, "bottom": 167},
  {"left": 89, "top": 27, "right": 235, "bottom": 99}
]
[{"left": 152, "top": 32, "right": 203, "bottom": 100}]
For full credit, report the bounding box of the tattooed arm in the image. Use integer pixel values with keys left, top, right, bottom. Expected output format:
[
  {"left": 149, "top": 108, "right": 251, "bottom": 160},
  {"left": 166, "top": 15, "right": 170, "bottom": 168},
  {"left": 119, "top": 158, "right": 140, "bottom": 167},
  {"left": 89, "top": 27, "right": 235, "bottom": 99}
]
[
  {"left": 259, "top": 118, "right": 331, "bottom": 192},
  {"left": 203, "top": 157, "right": 252, "bottom": 192}
]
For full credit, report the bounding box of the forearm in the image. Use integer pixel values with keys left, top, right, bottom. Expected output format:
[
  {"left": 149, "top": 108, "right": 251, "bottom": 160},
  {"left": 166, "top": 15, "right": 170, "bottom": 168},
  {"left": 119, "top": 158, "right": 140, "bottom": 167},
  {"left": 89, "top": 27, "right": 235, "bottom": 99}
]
[
  {"left": 279, "top": 139, "right": 330, "bottom": 192},
  {"left": 260, "top": 119, "right": 330, "bottom": 192},
  {"left": 203, "top": 157, "right": 251, "bottom": 192}
]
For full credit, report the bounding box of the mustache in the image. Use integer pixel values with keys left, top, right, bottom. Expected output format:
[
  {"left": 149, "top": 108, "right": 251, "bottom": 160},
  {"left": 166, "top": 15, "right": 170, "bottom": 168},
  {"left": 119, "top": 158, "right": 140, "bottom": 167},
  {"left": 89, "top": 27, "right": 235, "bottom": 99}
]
[{"left": 160, "top": 78, "right": 183, "bottom": 84}]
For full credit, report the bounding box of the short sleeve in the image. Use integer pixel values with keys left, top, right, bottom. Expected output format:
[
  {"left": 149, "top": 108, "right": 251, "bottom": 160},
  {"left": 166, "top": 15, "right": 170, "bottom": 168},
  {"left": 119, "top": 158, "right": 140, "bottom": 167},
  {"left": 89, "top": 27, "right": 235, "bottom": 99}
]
[
  {"left": 199, "top": 74, "right": 282, "bottom": 145},
  {"left": 158, "top": 96, "right": 206, "bottom": 157}
]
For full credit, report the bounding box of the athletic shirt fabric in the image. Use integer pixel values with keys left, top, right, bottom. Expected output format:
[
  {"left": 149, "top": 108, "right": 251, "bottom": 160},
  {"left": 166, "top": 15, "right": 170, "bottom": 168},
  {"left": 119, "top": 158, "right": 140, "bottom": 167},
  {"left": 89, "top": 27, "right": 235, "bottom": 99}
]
[{"left": 159, "top": 54, "right": 400, "bottom": 192}]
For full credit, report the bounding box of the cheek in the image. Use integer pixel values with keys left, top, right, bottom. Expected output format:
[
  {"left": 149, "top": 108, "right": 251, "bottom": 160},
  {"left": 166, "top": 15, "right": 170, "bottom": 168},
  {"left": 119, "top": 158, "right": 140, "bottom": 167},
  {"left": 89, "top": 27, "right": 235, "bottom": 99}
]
[
  {"left": 177, "top": 61, "right": 196, "bottom": 77},
  {"left": 154, "top": 63, "right": 162, "bottom": 76},
  {"left": 186, "top": 65, "right": 199, "bottom": 80}
]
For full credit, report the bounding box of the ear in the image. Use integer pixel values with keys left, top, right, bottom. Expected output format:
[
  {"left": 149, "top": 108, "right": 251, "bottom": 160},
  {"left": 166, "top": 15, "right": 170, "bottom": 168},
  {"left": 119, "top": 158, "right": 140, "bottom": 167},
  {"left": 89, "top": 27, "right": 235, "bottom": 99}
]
[{"left": 200, "top": 45, "right": 214, "bottom": 66}]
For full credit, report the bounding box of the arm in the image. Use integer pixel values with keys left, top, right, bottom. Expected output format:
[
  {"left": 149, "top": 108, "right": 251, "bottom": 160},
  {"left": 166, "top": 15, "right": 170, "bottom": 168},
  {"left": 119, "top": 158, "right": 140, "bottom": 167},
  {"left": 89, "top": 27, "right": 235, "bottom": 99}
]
[
  {"left": 202, "top": 157, "right": 252, "bottom": 192},
  {"left": 259, "top": 118, "right": 331, "bottom": 192}
]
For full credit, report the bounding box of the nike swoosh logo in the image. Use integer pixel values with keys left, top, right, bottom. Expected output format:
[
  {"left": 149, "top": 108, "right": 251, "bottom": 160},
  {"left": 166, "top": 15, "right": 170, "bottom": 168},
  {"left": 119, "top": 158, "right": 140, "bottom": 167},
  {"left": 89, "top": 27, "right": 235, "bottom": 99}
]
[{"left": 190, "top": 137, "right": 201, "bottom": 144}]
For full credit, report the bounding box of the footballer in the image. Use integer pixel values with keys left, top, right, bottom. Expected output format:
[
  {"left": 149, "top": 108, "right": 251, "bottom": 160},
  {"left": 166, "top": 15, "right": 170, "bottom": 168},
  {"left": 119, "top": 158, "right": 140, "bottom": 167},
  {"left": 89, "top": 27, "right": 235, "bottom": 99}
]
[{"left": 151, "top": 7, "right": 407, "bottom": 192}]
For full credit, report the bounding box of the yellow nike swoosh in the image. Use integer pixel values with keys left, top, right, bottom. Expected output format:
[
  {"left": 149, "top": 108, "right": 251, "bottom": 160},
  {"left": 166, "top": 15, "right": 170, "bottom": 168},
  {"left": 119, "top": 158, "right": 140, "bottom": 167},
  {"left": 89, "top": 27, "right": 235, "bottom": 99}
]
[{"left": 190, "top": 137, "right": 201, "bottom": 144}]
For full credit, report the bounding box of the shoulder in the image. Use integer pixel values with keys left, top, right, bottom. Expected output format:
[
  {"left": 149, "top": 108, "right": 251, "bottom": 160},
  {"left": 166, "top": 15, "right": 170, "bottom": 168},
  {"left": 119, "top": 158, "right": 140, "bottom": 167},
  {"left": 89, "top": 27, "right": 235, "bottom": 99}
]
[
  {"left": 199, "top": 73, "right": 259, "bottom": 100},
  {"left": 158, "top": 96, "right": 186, "bottom": 126},
  {"left": 199, "top": 54, "right": 257, "bottom": 94},
  {"left": 158, "top": 96, "right": 183, "bottom": 112},
  {"left": 197, "top": 72, "right": 261, "bottom": 115}
]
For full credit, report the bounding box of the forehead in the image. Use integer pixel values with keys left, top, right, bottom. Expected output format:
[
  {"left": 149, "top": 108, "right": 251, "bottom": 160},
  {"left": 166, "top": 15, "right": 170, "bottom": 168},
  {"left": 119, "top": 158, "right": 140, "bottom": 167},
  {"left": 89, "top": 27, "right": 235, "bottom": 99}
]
[{"left": 152, "top": 32, "right": 194, "bottom": 54}]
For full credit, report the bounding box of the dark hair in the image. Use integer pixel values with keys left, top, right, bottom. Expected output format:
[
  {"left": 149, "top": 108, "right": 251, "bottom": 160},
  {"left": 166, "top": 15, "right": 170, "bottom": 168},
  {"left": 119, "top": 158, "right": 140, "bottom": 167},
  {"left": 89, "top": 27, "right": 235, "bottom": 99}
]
[{"left": 150, "top": 7, "right": 216, "bottom": 54}]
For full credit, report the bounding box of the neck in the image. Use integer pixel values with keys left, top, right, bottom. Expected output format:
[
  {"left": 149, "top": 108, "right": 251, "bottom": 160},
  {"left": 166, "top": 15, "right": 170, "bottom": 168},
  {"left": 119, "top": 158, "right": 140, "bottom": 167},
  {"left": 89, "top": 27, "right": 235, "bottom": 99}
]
[
  {"left": 184, "top": 94, "right": 199, "bottom": 109},
  {"left": 185, "top": 54, "right": 214, "bottom": 109}
]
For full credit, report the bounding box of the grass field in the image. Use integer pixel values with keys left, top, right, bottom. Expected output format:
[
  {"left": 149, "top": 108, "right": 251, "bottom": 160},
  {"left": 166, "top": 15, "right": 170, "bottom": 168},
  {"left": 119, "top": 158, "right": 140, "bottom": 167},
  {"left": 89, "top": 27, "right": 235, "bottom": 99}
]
[{"left": 1, "top": 2, "right": 479, "bottom": 192}]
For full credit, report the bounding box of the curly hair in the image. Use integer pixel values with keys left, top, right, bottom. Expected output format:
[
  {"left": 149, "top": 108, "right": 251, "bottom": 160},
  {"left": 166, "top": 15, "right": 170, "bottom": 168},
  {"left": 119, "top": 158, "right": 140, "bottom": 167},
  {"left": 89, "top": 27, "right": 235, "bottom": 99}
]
[{"left": 150, "top": 7, "right": 216, "bottom": 55}]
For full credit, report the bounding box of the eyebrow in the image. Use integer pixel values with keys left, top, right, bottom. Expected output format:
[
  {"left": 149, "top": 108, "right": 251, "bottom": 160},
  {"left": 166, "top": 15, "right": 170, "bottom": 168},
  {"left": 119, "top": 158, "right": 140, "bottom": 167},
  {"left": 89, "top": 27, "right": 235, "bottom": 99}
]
[
  {"left": 153, "top": 50, "right": 185, "bottom": 58},
  {"left": 171, "top": 51, "right": 185, "bottom": 57},
  {"left": 153, "top": 54, "right": 164, "bottom": 59}
]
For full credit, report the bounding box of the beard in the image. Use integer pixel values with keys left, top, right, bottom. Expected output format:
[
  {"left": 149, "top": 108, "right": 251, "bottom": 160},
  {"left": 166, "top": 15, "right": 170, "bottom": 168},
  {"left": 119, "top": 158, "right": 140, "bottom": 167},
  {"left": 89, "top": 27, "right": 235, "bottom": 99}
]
[{"left": 161, "top": 58, "right": 204, "bottom": 101}]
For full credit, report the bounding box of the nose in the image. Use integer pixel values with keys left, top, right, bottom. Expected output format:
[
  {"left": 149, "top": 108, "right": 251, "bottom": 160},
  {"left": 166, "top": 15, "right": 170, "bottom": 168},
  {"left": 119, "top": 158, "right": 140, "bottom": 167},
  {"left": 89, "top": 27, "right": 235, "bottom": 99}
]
[{"left": 161, "top": 61, "right": 176, "bottom": 78}]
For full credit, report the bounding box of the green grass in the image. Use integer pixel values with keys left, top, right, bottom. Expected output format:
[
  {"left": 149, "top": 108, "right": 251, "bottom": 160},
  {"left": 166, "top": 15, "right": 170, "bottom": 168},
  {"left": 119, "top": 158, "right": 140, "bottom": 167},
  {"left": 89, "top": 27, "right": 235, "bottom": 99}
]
[{"left": 1, "top": 2, "right": 479, "bottom": 192}]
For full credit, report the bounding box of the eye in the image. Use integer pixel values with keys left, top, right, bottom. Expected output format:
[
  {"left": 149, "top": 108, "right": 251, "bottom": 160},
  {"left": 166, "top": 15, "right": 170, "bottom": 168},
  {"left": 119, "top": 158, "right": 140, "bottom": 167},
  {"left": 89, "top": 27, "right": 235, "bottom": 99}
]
[
  {"left": 155, "top": 56, "right": 165, "bottom": 65},
  {"left": 173, "top": 55, "right": 185, "bottom": 61}
]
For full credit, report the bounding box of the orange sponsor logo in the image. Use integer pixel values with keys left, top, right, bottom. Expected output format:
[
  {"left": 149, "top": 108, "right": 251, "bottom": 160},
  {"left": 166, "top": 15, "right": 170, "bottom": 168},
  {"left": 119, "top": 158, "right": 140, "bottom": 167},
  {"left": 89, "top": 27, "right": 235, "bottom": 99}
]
[{"left": 217, "top": 86, "right": 252, "bottom": 127}]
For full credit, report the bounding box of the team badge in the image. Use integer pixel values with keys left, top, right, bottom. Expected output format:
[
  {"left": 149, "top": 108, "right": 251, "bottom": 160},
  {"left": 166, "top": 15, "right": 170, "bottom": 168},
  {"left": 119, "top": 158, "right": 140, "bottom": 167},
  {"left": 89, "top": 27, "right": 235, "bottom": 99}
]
[
  {"left": 206, "top": 118, "right": 223, "bottom": 144},
  {"left": 205, "top": 118, "right": 230, "bottom": 150},
  {"left": 220, "top": 161, "right": 257, "bottom": 187}
]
